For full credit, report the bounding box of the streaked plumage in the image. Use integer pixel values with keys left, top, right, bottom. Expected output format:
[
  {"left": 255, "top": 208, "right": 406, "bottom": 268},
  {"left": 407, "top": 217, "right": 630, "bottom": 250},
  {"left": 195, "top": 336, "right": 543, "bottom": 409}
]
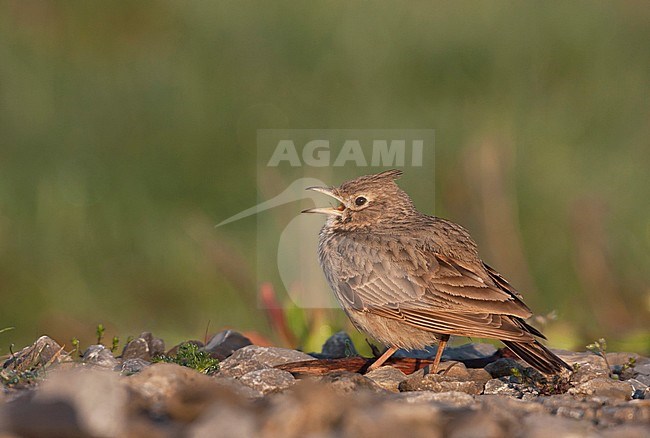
[{"left": 303, "top": 169, "right": 570, "bottom": 374}]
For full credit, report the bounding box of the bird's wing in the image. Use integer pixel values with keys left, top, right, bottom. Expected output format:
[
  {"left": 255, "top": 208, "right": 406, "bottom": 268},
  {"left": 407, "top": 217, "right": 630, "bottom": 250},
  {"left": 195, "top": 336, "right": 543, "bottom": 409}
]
[{"left": 334, "top": 236, "right": 540, "bottom": 341}]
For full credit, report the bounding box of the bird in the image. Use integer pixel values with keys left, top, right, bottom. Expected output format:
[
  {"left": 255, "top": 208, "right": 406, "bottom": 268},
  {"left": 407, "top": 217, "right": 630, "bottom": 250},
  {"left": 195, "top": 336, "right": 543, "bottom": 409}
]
[{"left": 302, "top": 169, "right": 571, "bottom": 374}]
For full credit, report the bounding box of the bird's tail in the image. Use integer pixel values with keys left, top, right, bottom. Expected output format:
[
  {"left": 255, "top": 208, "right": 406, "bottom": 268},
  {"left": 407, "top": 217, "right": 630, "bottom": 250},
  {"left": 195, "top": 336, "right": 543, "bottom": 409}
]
[{"left": 502, "top": 340, "right": 571, "bottom": 374}]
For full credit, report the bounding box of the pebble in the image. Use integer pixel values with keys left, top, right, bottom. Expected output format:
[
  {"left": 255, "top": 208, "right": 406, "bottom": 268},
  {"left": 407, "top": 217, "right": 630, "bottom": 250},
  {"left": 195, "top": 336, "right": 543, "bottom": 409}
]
[
  {"left": 317, "top": 331, "right": 358, "bottom": 359},
  {"left": 202, "top": 330, "right": 252, "bottom": 360},
  {"left": 239, "top": 368, "right": 295, "bottom": 394},
  {"left": 82, "top": 344, "right": 119, "bottom": 369}
]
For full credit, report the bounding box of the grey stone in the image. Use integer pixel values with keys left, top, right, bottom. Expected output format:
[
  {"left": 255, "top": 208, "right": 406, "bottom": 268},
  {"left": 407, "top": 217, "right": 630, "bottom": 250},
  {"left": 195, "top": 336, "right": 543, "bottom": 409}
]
[
  {"left": 598, "top": 402, "right": 650, "bottom": 426},
  {"left": 5, "top": 367, "right": 126, "bottom": 437},
  {"left": 606, "top": 352, "right": 647, "bottom": 367},
  {"left": 319, "top": 331, "right": 358, "bottom": 358},
  {"left": 221, "top": 345, "right": 314, "bottom": 368},
  {"left": 521, "top": 412, "right": 592, "bottom": 438},
  {"left": 2, "top": 335, "right": 70, "bottom": 372},
  {"left": 570, "top": 362, "right": 610, "bottom": 384},
  {"left": 556, "top": 349, "right": 610, "bottom": 372},
  {"left": 445, "top": 410, "right": 507, "bottom": 438},
  {"left": 218, "top": 345, "right": 314, "bottom": 379},
  {"left": 126, "top": 363, "right": 241, "bottom": 422},
  {"left": 601, "top": 425, "right": 650, "bottom": 438},
  {"left": 635, "top": 362, "right": 650, "bottom": 373},
  {"left": 480, "top": 394, "right": 546, "bottom": 416},
  {"left": 188, "top": 399, "right": 258, "bottom": 438},
  {"left": 626, "top": 378, "right": 648, "bottom": 392},
  {"left": 365, "top": 366, "right": 407, "bottom": 393},
  {"left": 202, "top": 330, "right": 252, "bottom": 360},
  {"left": 394, "top": 390, "right": 476, "bottom": 407},
  {"left": 483, "top": 378, "right": 521, "bottom": 397},
  {"left": 239, "top": 368, "right": 295, "bottom": 394},
  {"left": 122, "top": 338, "right": 150, "bottom": 361},
  {"left": 121, "top": 332, "right": 165, "bottom": 361},
  {"left": 82, "top": 344, "right": 118, "bottom": 369},
  {"left": 484, "top": 358, "right": 526, "bottom": 378},
  {"left": 399, "top": 373, "right": 484, "bottom": 395},
  {"left": 312, "top": 371, "right": 384, "bottom": 393},
  {"left": 342, "top": 397, "right": 445, "bottom": 437},
  {"left": 218, "top": 357, "right": 270, "bottom": 379},
  {"left": 569, "top": 377, "right": 634, "bottom": 401},
  {"left": 118, "top": 358, "right": 151, "bottom": 375},
  {"left": 212, "top": 375, "right": 264, "bottom": 399}
]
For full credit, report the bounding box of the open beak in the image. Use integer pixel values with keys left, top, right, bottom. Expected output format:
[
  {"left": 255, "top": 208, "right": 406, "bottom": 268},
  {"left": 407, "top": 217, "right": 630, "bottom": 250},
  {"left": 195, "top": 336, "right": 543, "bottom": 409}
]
[{"left": 301, "top": 186, "right": 345, "bottom": 217}]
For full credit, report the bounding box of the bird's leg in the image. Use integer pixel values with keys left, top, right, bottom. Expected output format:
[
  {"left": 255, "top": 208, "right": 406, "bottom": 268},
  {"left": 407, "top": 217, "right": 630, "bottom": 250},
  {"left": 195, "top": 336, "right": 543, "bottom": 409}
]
[
  {"left": 431, "top": 335, "right": 450, "bottom": 373},
  {"left": 367, "top": 346, "right": 398, "bottom": 372}
]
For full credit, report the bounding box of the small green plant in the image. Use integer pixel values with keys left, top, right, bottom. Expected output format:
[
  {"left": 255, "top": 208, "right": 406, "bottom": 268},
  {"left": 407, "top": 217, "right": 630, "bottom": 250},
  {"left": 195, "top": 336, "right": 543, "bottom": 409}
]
[
  {"left": 510, "top": 367, "right": 523, "bottom": 380},
  {"left": 111, "top": 336, "right": 120, "bottom": 353},
  {"left": 96, "top": 324, "right": 105, "bottom": 345},
  {"left": 71, "top": 337, "right": 81, "bottom": 358},
  {"left": 153, "top": 342, "right": 219, "bottom": 374},
  {"left": 586, "top": 337, "right": 612, "bottom": 377}
]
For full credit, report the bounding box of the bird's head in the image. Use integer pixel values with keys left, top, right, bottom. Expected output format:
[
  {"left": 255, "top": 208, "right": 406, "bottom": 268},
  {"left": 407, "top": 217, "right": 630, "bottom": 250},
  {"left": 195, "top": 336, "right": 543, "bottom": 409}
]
[{"left": 301, "top": 169, "right": 416, "bottom": 230}]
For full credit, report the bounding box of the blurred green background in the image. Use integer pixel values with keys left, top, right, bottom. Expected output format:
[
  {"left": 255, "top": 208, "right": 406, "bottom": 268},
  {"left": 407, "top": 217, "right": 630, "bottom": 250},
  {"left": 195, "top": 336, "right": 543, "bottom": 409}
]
[{"left": 1, "top": 1, "right": 648, "bottom": 354}]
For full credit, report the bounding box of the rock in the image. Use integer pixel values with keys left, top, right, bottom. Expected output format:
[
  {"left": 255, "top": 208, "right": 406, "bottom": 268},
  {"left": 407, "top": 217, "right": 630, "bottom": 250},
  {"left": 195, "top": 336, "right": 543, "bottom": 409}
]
[
  {"left": 394, "top": 390, "right": 476, "bottom": 407},
  {"left": 219, "top": 346, "right": 314, "bottom": 378},
  {"left": 480, "top": 394, "right": 546, "bottom": 417},
  {"left": 219, "top": 357, "right": 269, "bottom": 379},
  {"left": 570, "top": 362, "right": 610, "bottom": 384},
  {"left": 2, "top": 335, "right": 70, "bottom": 372},
  {"left": 318, "top": 331, "right": 358, "bottom": 359},
  {"left": 601, "top": 425, "right": 650, "bottom": 438},
  {"left": 365, "top": 366, "right": 407, "bottom": 393},
  {"left": 399, "top": 372, "right": 484, "bottom": 395},
  {"left": 445, "top": 410, "right": 508, "bottom": 438},
  {"left": 122, "top": 331, "right": 165, "bottom": 361},
  {"left": 521, "top": 412, "right": 592, "bottom": 438},
  {"left": 212, "top": 375, "right": 264, "bottom": 399},
  {"left": 122, "top": 337, "right": 150, "bottom": 361},
  {"left": 127, "top": 363, "right": 240, "bottom": 423},
  {"left": 606, "top": 352, "right": 648, "bottom": 367},
  {"left": 437, "top": 361, "right": 471, "bottom": 379},
  {"left": 341, "top": 396, "right": 445, "bottom": 437},
  {"left": 82, "top": 344, "right": 119, "bottom": 369},
  {"left": 311, "top": 371, "right": 384, "bottom": 393},
  {"left": 4, "top": 367, "right": 126, "bottom": 437},
  {"left": 569, "top": 377, "right": 634, "bottom": 401},
  {"left": 483, "top": 378, "right": 521, "bottom": 397},
  {"left": 239, "top": 368, "right": 295, "bottom": 394},
  {"left": 202, "top": 330, "right": 252, "bottom": 360},
  {"left": 539, "top": 394, "right": 601, "bottom": 422},
  {"left": 484, "top": 358, "right": 526, "bottom": 378},
  {"left": 634, "top": 362, "right": 650, "bottom": 376},
  {"left": 118, "top": 358, "right": 151, "bottom": 375},
  {"left": 262, "top": 381, "right": 356, "bottom": 436},
  {"left": 555, "top": 350, "right": 610, "bottom": 372},
  {"left": 466, "top": 368, "right": 493, "bottom": 385},
  {"left": 187, "top": 398, "right": 258, "bottom": 438},
  {"left": 598, "top": 401, "right": 650, "bottom": 426}
]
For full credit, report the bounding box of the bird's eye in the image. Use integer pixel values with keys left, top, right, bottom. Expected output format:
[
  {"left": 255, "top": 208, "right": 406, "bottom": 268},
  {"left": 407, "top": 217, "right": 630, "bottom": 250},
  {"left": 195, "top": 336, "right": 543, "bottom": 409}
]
[{"left": 355, "top": 196, "right": 367, "bottom": 206}]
